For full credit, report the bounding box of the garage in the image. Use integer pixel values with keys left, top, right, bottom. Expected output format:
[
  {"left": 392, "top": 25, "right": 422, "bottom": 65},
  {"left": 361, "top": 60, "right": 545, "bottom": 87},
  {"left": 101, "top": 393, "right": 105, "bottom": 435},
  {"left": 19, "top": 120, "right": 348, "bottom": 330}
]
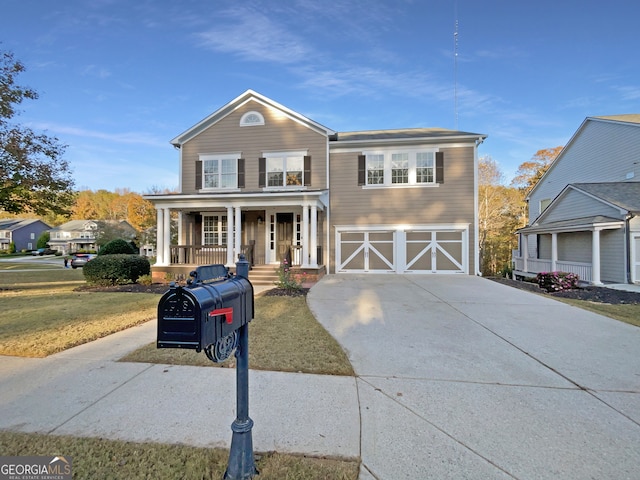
[{"left": 335, "top": 225, "right": 469, "bottom": 274}]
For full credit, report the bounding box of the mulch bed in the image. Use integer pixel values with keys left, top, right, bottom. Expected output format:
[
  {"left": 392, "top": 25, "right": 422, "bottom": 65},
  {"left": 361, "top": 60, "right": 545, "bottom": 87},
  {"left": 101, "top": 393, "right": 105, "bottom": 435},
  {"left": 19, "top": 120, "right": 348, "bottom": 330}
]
[{"left": 488, "top": 277, "right": 640, "bottom": 305}]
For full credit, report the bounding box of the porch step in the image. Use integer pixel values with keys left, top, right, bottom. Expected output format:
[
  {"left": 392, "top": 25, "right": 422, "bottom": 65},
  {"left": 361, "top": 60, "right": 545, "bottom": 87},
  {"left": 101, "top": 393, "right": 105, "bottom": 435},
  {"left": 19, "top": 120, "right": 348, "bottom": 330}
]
[{"left": 248, "top": 264, "right": 279, "bottom": 287}]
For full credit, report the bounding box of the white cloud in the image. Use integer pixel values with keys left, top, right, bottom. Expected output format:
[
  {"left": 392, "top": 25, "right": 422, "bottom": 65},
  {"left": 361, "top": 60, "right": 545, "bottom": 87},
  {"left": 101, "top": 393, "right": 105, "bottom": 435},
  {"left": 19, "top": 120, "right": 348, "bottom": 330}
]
[{"left": 29, "top": 122, "right": 167, "bottom": 148}]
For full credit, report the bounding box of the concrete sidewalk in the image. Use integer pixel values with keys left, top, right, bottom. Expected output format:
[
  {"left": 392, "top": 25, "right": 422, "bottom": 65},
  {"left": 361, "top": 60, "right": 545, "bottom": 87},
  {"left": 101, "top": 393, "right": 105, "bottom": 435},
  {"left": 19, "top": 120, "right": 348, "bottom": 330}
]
[
  {"left": 308, "top": 274, "right": 640, "bottom": 480},
  {"left": 0, "top": 319, "right": 360, "bottom": 461}
]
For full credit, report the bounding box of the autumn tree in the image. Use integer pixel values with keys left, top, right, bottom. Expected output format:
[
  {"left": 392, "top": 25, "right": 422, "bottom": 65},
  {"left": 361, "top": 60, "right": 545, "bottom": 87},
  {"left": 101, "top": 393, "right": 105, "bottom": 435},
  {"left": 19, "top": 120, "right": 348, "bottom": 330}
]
[
  {"left": 71, "top": 189, "right": 156, "bottom": 231},
  {"left": 478, "top": 156, "right": 527, "bottom": 276},
  {"left": 510, "top": 146, "right": 563, "bottom": 192},
  {"left": 0, "top": 50, "right": 75, "bottom": 216}
]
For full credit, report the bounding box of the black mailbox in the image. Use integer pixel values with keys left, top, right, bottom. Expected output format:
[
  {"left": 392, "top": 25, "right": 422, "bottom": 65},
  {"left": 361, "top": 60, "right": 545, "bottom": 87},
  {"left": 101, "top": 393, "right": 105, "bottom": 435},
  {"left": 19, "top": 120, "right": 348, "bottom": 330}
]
[{"left": 157, "top": 275, "right": 253, "bottom": 356}]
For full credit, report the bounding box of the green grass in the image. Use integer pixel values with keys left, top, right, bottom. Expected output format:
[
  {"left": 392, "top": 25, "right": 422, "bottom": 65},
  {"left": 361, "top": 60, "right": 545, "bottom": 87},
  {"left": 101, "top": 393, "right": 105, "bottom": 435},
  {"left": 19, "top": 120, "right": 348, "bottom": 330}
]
[
  {"left": 0, "top": 431, "right": 359, "bottom": 480},
  {"left": 553, "top": 298, "right": 640, "bottom": 327},
  {"left": 121, "top": 296, "right": 355, "bottom": 376},
  {"left": 0, "top": 269, "right": 158, "bottom": 357}
]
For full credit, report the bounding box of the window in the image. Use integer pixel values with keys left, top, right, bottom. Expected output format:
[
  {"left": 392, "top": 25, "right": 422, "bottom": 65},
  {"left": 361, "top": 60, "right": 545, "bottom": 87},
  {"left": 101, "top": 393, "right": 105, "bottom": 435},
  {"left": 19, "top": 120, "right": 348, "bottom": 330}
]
[
  {"left": 391, "top": 153, "right": 409, "bottom": 184},
  {"left": 239, "top": 111, "right": 265, "bottom": 126},
  {"left": 416, "top": 152, "right": 434, "bottom": 183},
  {"left": 359, "top": 150, "right": 442, "bottom": 186},
  {"left": 367, "top": 155, "right": 385, "bottom": 185},
  {"left": 203, "top": 215, "right": 227, "bottom": 245},
  {"left": 260, "top": 151, "right": 310, "bottom": 188},
  {"left": 197, "top": 154, "right": 242, "bottom": 190}
]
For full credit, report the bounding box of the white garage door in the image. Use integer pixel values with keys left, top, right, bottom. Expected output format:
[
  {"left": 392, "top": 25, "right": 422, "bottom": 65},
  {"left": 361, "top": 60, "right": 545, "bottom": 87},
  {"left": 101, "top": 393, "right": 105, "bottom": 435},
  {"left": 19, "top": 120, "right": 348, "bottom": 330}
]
[{"left": 336, "top": 226, "right": 468, "bottom": 274}]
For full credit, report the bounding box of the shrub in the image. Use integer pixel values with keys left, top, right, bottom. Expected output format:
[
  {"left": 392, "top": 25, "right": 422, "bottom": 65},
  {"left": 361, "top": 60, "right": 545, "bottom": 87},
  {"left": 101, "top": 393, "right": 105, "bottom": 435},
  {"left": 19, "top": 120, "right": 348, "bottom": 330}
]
[
  {"left": 98, "top": 238, "right": 136, "bottom": 255},
  {"left": 137, "top": 274, "right": 153, "bottom": 286},
  {"left": 536, "top": 271, "right": 579, "bottom": 292},
  {"left": 83, "top": 254, "right": 151, "bottom": 286},
  {"left": 274, "top": 259, "right": 302, "bottom": 292},
  {"left": 8, "top": 242, "right": 16, "bottom": 254}
]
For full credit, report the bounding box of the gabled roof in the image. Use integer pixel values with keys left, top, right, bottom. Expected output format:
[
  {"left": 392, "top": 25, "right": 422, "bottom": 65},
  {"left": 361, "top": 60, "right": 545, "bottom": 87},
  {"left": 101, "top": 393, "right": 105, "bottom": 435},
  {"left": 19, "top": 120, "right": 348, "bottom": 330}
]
[
  {"left": 571, "top": 182, "right": 640, "bottom": 213},
  {"left": 170, "top": 90, "right": 336, "bottom": 146},
  {"left": 0, "top": 219, "right": 49, "bottom": 231},
  {"left": 527, "top": 114, "right": 640, "bottom": 199},
  {"left": 50, "top": 220, "right": 98, "bottom": 232}
]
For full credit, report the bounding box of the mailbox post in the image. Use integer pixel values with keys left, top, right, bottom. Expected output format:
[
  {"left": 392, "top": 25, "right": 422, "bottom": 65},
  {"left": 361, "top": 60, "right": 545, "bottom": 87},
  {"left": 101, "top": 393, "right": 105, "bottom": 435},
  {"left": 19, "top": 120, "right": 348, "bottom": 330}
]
[
  {"left": 156, "top": 255, "right": 257, "bottom": 480},
  {"left": 224, "top": 256, "right": 258, "bottom": 480}
]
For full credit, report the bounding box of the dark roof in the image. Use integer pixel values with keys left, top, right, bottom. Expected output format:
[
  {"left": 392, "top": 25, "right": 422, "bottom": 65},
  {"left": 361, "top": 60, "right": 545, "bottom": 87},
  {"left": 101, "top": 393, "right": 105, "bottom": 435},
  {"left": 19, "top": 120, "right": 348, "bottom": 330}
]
[
  {"left": 331, "top": 128, "right": 486, "bottom": 142},
  {"left": 571, "top": 182, "right": 640, "bottom": 213},
  {"left": 518, "top": 215, "right": 624, "bottom": 234}
]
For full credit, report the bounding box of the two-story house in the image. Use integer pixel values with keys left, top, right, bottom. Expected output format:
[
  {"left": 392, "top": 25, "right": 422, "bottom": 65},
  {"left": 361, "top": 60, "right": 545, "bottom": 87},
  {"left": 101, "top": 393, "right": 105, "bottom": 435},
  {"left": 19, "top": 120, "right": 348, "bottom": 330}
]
[
  {"left": 0, "top": 219, "right": 51, "bottom": 252},
  {"left": 145, "top": 90, "right": 486, "bottom": 281},
  {"left": 513, "top": 115, "right": 640, "bottom": 285},
  {"left": 48, "top": 219, "right": 137, "bottom": 254}
]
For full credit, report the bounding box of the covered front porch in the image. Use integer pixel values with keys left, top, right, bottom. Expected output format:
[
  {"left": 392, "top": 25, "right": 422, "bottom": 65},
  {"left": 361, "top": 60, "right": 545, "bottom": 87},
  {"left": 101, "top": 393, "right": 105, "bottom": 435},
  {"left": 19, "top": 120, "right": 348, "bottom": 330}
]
[
  {"left": 512, "top": 216, "right": 625, "bottom": 285},
  {"left": 147, "top": 191, "right": 328, "bottom": 282}
]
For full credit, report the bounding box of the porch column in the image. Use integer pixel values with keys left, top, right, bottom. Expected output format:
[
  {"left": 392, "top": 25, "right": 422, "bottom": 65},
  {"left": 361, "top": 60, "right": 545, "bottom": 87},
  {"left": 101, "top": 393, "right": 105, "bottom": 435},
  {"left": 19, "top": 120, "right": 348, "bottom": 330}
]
[
  {"left": 226, "top": 206, "right": 234, "bottom": 266},
  {"left": 551, "top": 233, "right": 558, "bottom": 271},
  {"left": 162, "top": 208, "right": 171, "bottom": 267},
  {"left": 235, "top": 206, "right": 242, "bottom": 263},
  {"left": 522, "top": 234, "right": 529, "bottom": 273},
  {"left": 592, "top": 229, "right": 602, "bottom": 285},
  {"left": 177, "top": 211, "right": 185, "bottom": 264},
  {"left": 156, "top": 208, "right": 165, "bottom": 265},
  {"left": 309, "top": 205, "right": 318, "bottom": 268},
  {"left": 302, "top": 204, "right": 310, "bottom": 268}
]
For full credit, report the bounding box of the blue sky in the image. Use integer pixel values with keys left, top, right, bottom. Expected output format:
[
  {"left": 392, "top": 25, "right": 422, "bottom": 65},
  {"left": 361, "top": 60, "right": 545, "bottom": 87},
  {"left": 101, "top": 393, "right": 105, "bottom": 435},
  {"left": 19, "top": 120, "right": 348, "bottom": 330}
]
[{"left": 4, "top": 0, "right": 640, "bottom": 193}]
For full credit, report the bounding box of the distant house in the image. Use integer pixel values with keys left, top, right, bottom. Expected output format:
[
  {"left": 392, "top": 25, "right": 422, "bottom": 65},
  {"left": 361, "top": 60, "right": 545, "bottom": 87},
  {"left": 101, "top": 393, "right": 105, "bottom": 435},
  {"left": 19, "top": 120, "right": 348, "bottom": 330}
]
[
  {"left": 48, "top": 220, "right": 137, "bottom": 254},
  {"left": 144, "top": 90, "right": 487, "bottom": 280},
  {"left": 0, "top": 219, "right": 51, "bottom": 252},
  {"left": 513, "top": 115, "right": 640, "bottom": 285}
]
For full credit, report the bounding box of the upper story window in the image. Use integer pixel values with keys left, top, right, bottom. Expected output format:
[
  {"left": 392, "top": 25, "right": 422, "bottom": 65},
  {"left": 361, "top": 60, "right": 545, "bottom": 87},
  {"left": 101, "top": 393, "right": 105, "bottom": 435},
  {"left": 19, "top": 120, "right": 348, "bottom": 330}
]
[
  {"left": 239, "top": 111, "right": 265, "bottom": 127},
  {"left": 358, "top": 149, "right": 443, "bottom": 187},
  {"left": 197, "top": 153, "right": 244, "bottom": 191},
  {"left": 259, "top": 151, "right": 311, "bottom": 189}
]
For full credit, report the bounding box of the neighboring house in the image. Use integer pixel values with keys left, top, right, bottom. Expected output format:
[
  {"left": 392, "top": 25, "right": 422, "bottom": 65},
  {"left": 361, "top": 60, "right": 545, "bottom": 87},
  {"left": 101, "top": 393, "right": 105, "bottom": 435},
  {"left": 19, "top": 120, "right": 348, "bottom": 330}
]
[
  {"left": 513, "top": 115, "right": 640, "bottom": 285},
  {"left": 48, "top": 220, "right": 137, "bottom": 254},
  {"left": 145, "top": 90, "right": 486, "bottom": 280},
  {"left": 0, "top": 219, "right": 51, "bottom": 252}
]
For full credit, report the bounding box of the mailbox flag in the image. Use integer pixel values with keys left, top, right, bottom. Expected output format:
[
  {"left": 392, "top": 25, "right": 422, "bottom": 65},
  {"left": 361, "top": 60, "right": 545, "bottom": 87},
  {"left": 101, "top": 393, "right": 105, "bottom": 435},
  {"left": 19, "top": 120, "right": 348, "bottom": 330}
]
[{"left": 210, "top": 307, "right": 234, "bottom": 324}]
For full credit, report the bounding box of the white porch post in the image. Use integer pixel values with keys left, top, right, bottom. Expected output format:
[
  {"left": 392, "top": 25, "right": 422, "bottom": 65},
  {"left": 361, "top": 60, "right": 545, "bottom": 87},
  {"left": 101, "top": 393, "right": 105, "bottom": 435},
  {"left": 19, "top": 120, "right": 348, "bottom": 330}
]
[
  {"left": 592, "top": 229, "right": 602, "bottom": 285},
  {"left": 177, "top": 211, "right": 185, "bottom": 264},
  {"left": 302, "top": 204, "right": 310, "bottom": 267},
  {"left": 522, "top": 234, "right": 529, "bottom": 272},
  {"left": 156, "top": 208, "right": 165, "bottom": 265},
  {"left": 226, "top": 206, "right": 234, "bottom": 266},
  {"left": 235, "top": 206, "right": 242, "bottom": 263},
  {"left": 310, "top": 205, "right": 318, "bottom": 268},
  {"left": 551, "top": 233, "right": 558, "bottom": 271},
  {"left": 163, "top": 208, "right": 171, "bottom": 266}
]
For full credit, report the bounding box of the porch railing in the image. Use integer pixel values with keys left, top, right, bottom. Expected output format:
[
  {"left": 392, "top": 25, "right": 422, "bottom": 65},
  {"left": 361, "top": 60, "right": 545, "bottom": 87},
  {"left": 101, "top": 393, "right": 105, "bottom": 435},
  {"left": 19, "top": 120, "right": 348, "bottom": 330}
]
[
  {"left": 512, "top": 254, "right": 592, "bottom": 283},
  {"left": 170, "top": 244, "right": 255, "bottom": 266}
]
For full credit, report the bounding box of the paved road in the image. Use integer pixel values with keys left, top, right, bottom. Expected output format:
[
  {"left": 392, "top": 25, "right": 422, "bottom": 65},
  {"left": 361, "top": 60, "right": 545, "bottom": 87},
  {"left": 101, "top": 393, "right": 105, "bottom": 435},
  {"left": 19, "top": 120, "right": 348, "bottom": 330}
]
[{"left": 308, "top": 274, "right": 640, "bottom": 480}]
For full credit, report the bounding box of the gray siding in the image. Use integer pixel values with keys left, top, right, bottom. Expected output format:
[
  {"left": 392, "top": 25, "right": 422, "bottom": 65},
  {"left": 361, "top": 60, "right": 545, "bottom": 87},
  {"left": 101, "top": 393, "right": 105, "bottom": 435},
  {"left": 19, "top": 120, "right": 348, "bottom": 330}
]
[
  {"left": 181, "top": 100, "right": 328, "bottom": 194},
  {"left": 529, "top": 120, "right": 640, "bottom": 220},
  {"left": 557, "top": 232, "right": 591, "bottom": 263},
  {"left": 600, "top": 229, "right": 626, "bottom": 283},
  {"left": 543, "top": 189, "right": 623, "bottom": 223}
]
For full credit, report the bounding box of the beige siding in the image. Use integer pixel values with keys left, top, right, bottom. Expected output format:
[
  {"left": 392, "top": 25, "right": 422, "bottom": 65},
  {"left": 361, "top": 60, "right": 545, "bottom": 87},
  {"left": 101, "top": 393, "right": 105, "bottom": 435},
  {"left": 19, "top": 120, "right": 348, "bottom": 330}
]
[
  {"left": 329, "top": 145, "right": 476, "bottom": 273},
  {"left": 181, "top": 100, "right": 328, "bottom": 194}
]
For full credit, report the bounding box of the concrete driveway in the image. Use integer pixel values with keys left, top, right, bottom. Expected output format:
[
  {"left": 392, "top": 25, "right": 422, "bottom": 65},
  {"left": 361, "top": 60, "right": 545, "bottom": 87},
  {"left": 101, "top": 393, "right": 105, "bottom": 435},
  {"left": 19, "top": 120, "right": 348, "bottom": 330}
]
[{"left": 307, "top": 274, "right": 640, "bottom": 480}]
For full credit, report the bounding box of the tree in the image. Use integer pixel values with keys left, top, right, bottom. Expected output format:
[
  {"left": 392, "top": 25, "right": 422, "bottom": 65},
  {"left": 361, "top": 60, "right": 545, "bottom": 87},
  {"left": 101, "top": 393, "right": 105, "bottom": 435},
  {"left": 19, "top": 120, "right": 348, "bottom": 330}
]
[
  {"left": 36, "top": 231, "right": 50, "bottom": 249},
  {"left": 510, "top": 146, "right": 563, "bottom": 192},
  {"left": 478, "top": 156, "right": 527, "bottom": 276},
  {"left": 0, "top": 50, "right": 75, "bottom": 216}
]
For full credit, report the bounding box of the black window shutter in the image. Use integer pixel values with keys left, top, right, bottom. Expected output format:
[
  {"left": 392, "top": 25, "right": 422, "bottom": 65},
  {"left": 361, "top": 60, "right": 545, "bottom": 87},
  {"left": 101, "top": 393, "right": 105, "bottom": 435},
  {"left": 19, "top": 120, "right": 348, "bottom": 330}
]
[
  {"left": 436, "top": 152, "right": 444, "bottom": 184},
  {"left": 357, "top": 155, "right": 366, "bottom": 185},
  {"left": 258, "top": 157, "right": 266, "bottom": 188},
  {"left": 237, "top": 158, "right": 245, "bottom": 188},
  {"left": 304, "top": 155, "right": 311, "bottom": 186},
  {"left": 195, "top": 160, "right": 202, "bottom": 190}
]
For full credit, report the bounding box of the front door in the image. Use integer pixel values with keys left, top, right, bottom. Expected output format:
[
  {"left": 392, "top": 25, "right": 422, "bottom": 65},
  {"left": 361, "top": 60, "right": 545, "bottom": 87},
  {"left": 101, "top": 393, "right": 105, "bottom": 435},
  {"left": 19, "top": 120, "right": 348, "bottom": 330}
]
[
  {"left": 632, "top": 234, "right": 640, "bottom": 283},
  {"left": 276, "top": 213, "right": 293, "bottom": 263}
]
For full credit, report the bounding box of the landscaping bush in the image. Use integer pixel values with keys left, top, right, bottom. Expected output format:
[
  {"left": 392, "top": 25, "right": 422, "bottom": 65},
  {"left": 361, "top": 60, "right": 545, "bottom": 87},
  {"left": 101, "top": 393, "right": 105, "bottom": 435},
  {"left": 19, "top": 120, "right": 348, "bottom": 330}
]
[
  {"left": 83, "top": 254, "right": 151, "bottom": 286},
  {"left": 536, "top": 271, "right": 579, "bottom": 292},
  {"left": 98, "top": 238, "right": 136, "bottom": 255}
]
